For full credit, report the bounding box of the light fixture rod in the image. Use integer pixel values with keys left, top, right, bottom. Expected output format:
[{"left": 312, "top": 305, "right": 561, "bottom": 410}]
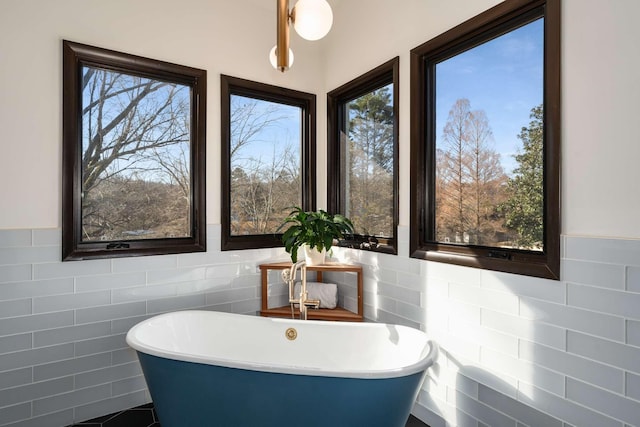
[{"left": 276, "top": 0, "right": 290, "bottom": 72}]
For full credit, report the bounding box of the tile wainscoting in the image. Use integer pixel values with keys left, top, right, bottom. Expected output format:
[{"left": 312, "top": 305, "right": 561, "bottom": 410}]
[{"left": 0, "top": 225, "right": 639, "bottom": 426}]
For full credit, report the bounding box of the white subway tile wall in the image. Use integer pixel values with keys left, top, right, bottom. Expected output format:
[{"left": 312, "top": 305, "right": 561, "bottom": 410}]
[
  {"left": 1, "top": 225, "right": 639, "bottom": 426},
  {"left": 332, "top": 227, "right": 640, "bottom": 427},
  {"left": 0, "top": 225, "right": 287, "bottom": 426},
  {"left": 424, "top": 238, "right": 639, "bottom": 426}
]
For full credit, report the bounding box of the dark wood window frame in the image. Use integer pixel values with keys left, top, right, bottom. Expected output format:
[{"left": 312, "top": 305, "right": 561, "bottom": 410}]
[
  {"left": 220, "top": 75, "right": 316, "bottom": 251},
  {"left": 327, "top": 57, "right": 400, "bottom": 255},
  {"left": 62, "top": 40, "right": 207, "bottom": 261},
  {"left": 409, "top": 0, "right": 560, "bottom": 279}
]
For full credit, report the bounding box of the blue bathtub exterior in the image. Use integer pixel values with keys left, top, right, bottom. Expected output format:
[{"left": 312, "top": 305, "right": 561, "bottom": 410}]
[{"left": 138, "top": 352, "right": 427, "bottom": 427}]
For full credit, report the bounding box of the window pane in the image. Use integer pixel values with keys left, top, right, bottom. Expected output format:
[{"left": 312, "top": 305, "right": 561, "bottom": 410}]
[
  {"left": 81, "top": 66, "right": 192, "bottom": 242},
  {"left": 229, "top": 95, "right": 302, "bottom": 235},
  {"left": 434, "top": 18, "right": 544, "bottom": 251},
  {"left": 410, "top": 0, "right": 559, "bottom": 279},
  {"left": 342, "top": 84, "right": 394, "bottom": 238}
]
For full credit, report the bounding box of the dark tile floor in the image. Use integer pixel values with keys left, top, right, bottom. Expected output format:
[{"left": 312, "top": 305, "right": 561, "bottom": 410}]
[
  {"left": 68, "top": 403, "right": 159, "bottom": 427},
  {"left": 68, "top": 403, "right": 429, "bottom": 427},
  {"left": 406, "top": 414, "right": 430, "bottom": 427}
]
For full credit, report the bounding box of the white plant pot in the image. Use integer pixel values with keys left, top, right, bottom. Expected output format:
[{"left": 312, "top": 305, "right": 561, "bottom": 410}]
[{"left": 303, "top": 245, "right": 326, "bottom": 265}]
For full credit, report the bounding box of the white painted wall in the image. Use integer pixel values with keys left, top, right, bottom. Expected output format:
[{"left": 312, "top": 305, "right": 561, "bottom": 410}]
[
  {"left": 324, "top": 0, "right": 640, "bottom": 239},
  {"left": 0, "top": 0, "right": 326, "bottom": 228},
  {"left": 561, "top": 0, "right": 640, "bottom": 237},
  {"left": 1, "top": 0, "right": 640, "bottom": 426},
  {"left": 4, "top": 0, "right": 638, "bottom": 236}
]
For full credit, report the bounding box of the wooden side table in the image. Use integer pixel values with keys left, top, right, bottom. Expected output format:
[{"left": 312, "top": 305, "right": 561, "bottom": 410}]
[{"left": 259, "top": 261, "right": 363, "bottom": 321}]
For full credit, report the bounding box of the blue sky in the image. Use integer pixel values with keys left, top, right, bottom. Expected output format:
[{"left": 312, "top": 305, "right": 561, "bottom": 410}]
[
  {"left": 230, "top": 94, "right": 301, "bottom": 169},
  {"left": 436, "top": 18, "right": 544, "bottom": 175}
]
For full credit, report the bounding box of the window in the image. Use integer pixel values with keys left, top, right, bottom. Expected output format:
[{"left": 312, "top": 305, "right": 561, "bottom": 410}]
[
  {"left": 62, "top": 41, "right": 206, "bottom": 260},
  {"left": 327, "top": 58, "right": 399, "bottom": 254},
  {"left": 409, "top": 0, "right": 560, "bottom": 279},
  {"left": 221, "top": 75, "right": 316, "bottom": 250}
]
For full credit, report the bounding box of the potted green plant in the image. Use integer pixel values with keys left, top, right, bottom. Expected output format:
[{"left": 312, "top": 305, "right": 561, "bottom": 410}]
[{"left": 279, "top": 206, "right": 354, "bottom": 264}]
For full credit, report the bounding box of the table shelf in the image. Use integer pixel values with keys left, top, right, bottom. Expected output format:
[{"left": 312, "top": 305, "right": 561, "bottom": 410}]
[{"left": 258, "top": 262, "right": 363, "bottom": 322}]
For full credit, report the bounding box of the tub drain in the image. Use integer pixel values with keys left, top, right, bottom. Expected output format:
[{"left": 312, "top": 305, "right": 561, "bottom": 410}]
[{"left": 285, "top": 327, "right": 297, "bottom": 340}]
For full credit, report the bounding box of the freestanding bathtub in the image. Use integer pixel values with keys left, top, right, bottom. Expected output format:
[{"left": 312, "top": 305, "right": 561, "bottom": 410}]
[{"left": 126, "top": 310, "right": 438, "bottom": 427}]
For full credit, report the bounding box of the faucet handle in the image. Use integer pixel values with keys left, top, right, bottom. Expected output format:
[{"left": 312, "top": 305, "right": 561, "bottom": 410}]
[{"left": 303, "top": 298, "right": 320, "bottom": 309}]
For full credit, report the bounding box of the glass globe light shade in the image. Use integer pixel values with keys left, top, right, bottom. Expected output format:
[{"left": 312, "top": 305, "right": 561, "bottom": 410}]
[
  {"left": 269, "top": 45, "right": 295, "bottom": 69},
  {"left": 292, "top": 0, "right": 333, "bottom": 41}
]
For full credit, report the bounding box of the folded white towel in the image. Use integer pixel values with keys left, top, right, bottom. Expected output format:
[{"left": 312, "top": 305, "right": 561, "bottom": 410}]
[{"left": 293, "top": 281, "right": 338, "bottom": 309}]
